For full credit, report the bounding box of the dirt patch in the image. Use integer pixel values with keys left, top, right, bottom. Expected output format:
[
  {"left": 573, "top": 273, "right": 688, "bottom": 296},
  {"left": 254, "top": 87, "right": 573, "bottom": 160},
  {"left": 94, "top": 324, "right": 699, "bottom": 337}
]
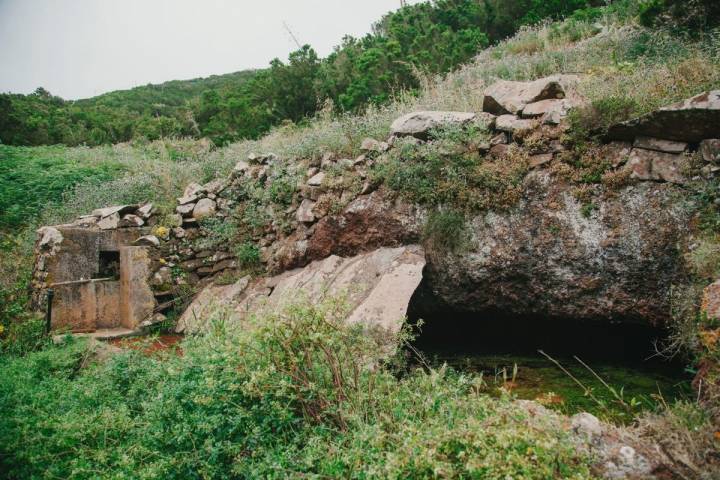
[{"left": 109, "top": 334, "right": 184, "bottom": 356}]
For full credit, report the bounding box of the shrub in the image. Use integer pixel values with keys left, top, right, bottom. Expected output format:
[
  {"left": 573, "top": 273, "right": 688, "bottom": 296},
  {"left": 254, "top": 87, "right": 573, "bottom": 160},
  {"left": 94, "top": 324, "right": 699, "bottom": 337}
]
[
  {"left": 0, "top": 316, "right": 46, "bottom": 356},
  {"left": 235, "top": 242, "right": 261, "bottom": 270},
  {"left": 0, "top": 299, "right": 594, "bottom": 478},
  {"left": 639, "top": 0, "right": 720, "bottom": 32},
  {"left": 568, "top": 96, "right": 640, "bottom": 141},
  {"left": 372, "top": 125, "right": 527, "bottom": 214},
  {"left": 424, "top": 209, "right": 468, "bottom": 253}
]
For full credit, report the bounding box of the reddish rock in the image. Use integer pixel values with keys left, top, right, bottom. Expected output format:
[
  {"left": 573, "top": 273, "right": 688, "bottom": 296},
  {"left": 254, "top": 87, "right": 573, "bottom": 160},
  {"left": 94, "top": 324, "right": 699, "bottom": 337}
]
[{"left": 306, "top": 190, "right": 422, "bottom": 262}]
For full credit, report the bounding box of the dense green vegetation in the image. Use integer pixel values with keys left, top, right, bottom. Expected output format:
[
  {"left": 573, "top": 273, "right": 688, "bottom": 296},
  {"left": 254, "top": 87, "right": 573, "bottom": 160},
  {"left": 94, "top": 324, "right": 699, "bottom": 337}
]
[
  {"left": 1, "top": 0, "right": 606, "bottom": 147},
  {"left": 0, "top": 299, "right": 598, "bottom": 478}
]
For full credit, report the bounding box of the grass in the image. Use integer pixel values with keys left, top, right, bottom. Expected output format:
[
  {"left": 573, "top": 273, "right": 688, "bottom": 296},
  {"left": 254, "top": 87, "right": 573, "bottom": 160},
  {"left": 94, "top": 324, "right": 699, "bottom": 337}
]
[{"left": 0, "top": 300, "right": 597, "bottom": 479}]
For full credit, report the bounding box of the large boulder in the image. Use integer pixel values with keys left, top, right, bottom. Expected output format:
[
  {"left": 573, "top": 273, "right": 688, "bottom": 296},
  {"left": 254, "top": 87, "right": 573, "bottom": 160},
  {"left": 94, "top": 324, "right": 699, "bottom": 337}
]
[
  {"left": 608, "top": 90, "right": 720, "bottom": 143},
  {"left": 177, "top": 246, "right": 426, "bottom": 335},
  {"left": 419, "top": 171, "right": 692, "bottom": 325},
  {"left": 483, "top": 75, "right": 582, "bottom": 116},
  {"left": 390, "top": 111, "right": 479, "bottom": 138}
]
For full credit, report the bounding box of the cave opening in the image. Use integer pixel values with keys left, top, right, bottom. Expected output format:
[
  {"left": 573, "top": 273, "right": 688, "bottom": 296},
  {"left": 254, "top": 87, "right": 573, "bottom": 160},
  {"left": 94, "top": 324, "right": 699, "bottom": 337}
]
[{"left": 405, "top": 283, "right": 692, "bottom": 418}]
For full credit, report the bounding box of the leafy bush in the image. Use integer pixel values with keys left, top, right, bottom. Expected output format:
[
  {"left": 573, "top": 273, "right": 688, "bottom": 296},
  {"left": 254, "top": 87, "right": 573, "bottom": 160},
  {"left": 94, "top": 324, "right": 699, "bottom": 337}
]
[
  {"left": 639, "top": 0, "right": 720, "bottom": 32},
  {"left": 372, "top": 124, "right": 527, "bottom": 214},
  {"left": 0, "top": 316, "right": 46, "bottom": 356},
  {"left": 0, "top": 299, "right": 595, "bottom": 478},
  {"left": 568, "top": 96, "right": 640, "bottom": 141},
  {"left": 235, "top": 242, "right": 261, "bottom": 270}
]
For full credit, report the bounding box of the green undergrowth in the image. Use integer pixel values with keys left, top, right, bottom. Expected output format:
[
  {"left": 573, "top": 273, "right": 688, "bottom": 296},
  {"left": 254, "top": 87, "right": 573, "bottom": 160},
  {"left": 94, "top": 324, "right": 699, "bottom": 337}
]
[{"left": 0, "top": 300, "right": 596, "bottom": 479}]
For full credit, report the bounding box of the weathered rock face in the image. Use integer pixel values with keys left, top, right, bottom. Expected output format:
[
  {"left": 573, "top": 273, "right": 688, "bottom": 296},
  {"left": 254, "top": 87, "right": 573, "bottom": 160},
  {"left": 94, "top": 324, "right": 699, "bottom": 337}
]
[
  {"left": 306, "top": 190, "right": 423, "bottom": 262},
  {"left": 177, "top": 246, "right": 426, "bottom": 335},
  {"left": 419, "top": 172, "right": 692, "bottom": 325},
  {"left": 608, "top": 90, "right": 720, "bottom": 143}
]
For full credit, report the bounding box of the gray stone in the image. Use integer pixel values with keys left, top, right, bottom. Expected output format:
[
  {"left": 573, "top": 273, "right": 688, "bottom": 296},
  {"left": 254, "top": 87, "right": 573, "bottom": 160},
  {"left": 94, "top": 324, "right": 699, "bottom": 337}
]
[
  {"left": 360, "top": 137, "right": 389, "bottom": 153},
  {"left": 495, "top": 114, "right": 537, "bottom": 133},
  {"left": 120, "top": 214, "right": 144, "bottom": 228},
  {"left": 172, "top": 227, "right": 186, "bottom": 239},
  {"left": 151, "top": 267, "right": 172, "bottom": 287},
  {"left": 176, "top": 203, "right": 195, "bottom": 216},
  {"left": 570, "top": 412, "right": 602, "bottom": 442},
  {"left": 605, "top": 141, "right": 633, "bottom": 168},
  {"left": 307, "top": 172, "right": 326, "bottom": 187},
  {"left": 608, "top": 90, "right": 720, "bottom": 142},
  {"left": 97, "top": 212, "right": 121, "bottom": 230},
  {"left": 139, "top": 313, "right": 167, "bottom": 329},
  {"left": 71, "top": 216, "right": 99, "bottom": 228},
  {"left": 626, "top": 148, "right": 687, "bottom": 184},
  {"left": 203, "top": 179, "right": 227, "bottom": 195},
  {"left": 700, "top": 139, "right": 720, "bottom": 163},
  {"left": 390, "top": 111, "right": 477, "bottom": 138},
  {"left": 483, "top": 75, "right": 580, "bottom": 116},
  {"left": 183, "top": 182, "right": 204, "bottom": 198},
  {"left": 92, "top": 205, "right": 136, "bottom": 219},
  {"left": 232, "top": 160, "right": 249, "bottom": 177},
  {"left": 136, "top": 203, "right": 154, "bottom": 219},
  {"left": 37, "top": 226, "right": 63, "bottom": 251},
  {"left": 603, "top": 446, "right": 652, "bottom": 480},
  {"left": 529, "top": 153, "right": 553, "bottom": 168},
  {"left": 522, "top": 98, "right": 576, "bottom": 124},
  {"left": 296, "top": 199, "right": 316, "bottom": 223},
  {"left": 177, "top": 194, "right": 198, "bottom": 205},
  {"left": 490, "top": 132, "right": 508, "bottom": 146},
  {"left": 633, "top": 136, "right": 687, "bottom": 153},
  {"left": 192, "top": 198, "right": 217, "bottom": 220},
  {"left": 134, "top": 235, "right": 160, "bottom": 247},
  {"left": 177, "top": 246, "right": 425, "bottom": 337}
]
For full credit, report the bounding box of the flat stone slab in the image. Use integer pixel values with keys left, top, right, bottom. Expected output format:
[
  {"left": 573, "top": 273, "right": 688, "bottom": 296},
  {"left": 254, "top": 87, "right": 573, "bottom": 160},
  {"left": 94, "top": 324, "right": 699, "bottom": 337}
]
[
  {"left": 608, "top": 90, "right": 720, "bottom": 143},
  {"left": 177, "top": 246, "right": 426, "bottom": 336}
]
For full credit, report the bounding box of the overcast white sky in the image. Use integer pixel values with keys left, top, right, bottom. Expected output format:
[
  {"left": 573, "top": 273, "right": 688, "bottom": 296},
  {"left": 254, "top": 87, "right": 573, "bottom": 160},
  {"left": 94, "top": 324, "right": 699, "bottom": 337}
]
[{"left": 0, "top": 0, "right": 422, "bottom": 100}]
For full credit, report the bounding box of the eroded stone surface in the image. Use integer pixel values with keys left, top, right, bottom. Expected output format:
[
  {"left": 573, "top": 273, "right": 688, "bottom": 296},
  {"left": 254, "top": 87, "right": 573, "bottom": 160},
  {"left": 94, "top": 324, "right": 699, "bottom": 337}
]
[
  {"left": 626, "top": 148, "right": 688, "bottom": 184},
  {"left": 608, "top": 90, "right": 720, "bottom": 142},
  {"left": 177, "top": 246, "right": 425, "bottom": 335},
  {"left": 419, "top": 171, "right": 691, "bottom": 325}
]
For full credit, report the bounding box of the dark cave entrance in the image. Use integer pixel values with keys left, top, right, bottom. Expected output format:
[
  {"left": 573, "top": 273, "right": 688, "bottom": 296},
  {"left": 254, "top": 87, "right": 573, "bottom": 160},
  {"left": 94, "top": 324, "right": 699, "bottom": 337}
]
[{"left": 405, "top": 282, "right": 692, "bottom": 416}]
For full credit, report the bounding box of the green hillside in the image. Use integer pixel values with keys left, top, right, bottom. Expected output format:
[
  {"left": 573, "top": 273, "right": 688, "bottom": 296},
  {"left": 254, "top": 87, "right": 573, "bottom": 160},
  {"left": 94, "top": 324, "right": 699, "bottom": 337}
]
[{"left": 1, "top": 0, "right": 610, "bottom": 148}]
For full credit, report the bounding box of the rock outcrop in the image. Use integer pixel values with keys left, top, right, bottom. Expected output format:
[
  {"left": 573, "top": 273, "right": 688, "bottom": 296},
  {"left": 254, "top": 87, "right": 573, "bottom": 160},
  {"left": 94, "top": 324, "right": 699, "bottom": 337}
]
[
  {"left": 608, "top": 90, "right": 720, "bottom": 143},
  {"left": 416, "top": 171, "right": 691, "bottom": 324},
  {"left": 32, "top": 82, "right": 717, "bottom": 337},
  {"left": 177, "top": 246, "right": 425, "bottom": 335}
]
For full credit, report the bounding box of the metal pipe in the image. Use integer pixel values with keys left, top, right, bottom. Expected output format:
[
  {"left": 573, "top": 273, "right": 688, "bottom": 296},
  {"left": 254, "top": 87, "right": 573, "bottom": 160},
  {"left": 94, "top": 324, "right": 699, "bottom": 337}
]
[
  {"left": 45, "top": 289, "right": 54, "bottom": 335},
  {"left": 49, "top": 277, "right": 114, "bottom": 288}
]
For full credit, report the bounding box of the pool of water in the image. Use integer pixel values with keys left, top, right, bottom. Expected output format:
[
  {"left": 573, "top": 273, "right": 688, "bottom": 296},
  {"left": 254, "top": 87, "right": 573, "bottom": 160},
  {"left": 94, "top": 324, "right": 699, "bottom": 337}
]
[
  {"left": 406, "top": 309, "right": 693, "bottom": 422},
  {"left": 411, "top": 349, "right": 692, "bottom": 422}
]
